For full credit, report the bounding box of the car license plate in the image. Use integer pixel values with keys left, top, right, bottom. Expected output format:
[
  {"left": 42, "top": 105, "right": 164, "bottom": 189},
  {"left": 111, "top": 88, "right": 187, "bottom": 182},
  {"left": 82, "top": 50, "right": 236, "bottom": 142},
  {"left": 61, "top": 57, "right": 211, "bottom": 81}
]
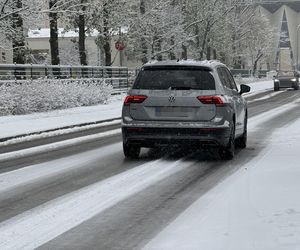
[{"left": 155, "top": 107, "right": 190, "bottom": 117}]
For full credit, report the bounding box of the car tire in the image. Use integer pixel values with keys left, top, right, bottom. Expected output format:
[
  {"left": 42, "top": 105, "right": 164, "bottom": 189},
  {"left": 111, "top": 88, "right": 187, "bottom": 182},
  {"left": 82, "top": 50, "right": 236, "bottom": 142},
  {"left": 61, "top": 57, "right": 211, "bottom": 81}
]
[
  {"left": 236, "top": 116, "right": 247, "bottom": 149},
  {"left": 274, "top": 86, "right": 279, "bottom": 91},
  {"left": 123, "top": 143, "right": 141, "bottom": 159},
  {"left": 219, "top": 125, "right": 235, "bottom": 160},
  {"left": 294, "top": 84, "right": 299, "bottom": 90}
]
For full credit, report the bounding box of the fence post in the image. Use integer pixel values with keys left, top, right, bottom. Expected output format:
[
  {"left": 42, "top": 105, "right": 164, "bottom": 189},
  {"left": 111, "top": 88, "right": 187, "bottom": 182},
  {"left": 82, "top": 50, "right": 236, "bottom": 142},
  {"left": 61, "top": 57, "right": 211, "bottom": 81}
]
[
  {"left": 127, "top": 68, "right": 129, "bottom": 89},
  {"left": 70, "top": 65, "right": 73, "bottom": 78},
  {"left": 45, "top": 64, "right": 48, "bottom": 78},
  {"left": 14, "top": 63, "right": 17, "bottom": 83},
  {"left": 58, "top": 64, "right": 61, "bottom": 79},
  {"left": 30, "top": 63, "right": 33, "bottom": 81}
]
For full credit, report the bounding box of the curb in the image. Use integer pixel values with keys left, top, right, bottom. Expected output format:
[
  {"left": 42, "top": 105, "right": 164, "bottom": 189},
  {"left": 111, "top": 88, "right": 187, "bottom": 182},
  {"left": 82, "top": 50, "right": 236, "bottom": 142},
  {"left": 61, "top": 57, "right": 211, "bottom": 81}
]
[
  {"left": 0, "top": 129, "right": 121, "bottom": 163},
  {"left": 0, "top": 117, "right": 121, "bottom": 143}
]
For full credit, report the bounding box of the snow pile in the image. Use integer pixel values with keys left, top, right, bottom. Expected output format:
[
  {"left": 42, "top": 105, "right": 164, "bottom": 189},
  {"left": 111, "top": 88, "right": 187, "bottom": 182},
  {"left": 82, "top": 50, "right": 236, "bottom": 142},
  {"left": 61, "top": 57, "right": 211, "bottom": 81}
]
[{"left": 0, "top": 79, "right": 113, "bottom": 116}]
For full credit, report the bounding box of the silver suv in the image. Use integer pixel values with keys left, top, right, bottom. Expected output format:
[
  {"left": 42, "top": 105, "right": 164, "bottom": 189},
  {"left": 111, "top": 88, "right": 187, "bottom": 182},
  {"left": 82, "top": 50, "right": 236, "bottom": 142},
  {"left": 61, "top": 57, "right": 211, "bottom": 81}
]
[{"left": 122, "top": 60, "right": 250, "bottom": 160}]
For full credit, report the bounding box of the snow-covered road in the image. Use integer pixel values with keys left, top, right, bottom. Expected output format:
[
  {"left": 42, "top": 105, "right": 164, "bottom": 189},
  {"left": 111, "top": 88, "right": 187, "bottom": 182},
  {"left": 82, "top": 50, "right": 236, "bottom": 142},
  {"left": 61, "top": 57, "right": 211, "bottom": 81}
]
[
  {"left": 145, "top": 105, "right": 300, "bottom": 250},
  {"left": 1, "top": 82, "right": 300, "bottom": 250}
]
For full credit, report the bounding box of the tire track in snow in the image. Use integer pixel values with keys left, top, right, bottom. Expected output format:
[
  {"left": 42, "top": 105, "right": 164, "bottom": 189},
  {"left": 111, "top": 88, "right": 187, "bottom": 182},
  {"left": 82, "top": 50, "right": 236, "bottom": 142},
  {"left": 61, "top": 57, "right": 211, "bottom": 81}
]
[
  {"left": 0, "top": 142, "right": 121, "bottom": 194},
  {"left": 0, "top": 158, "right": 196, "bottom": 250}
]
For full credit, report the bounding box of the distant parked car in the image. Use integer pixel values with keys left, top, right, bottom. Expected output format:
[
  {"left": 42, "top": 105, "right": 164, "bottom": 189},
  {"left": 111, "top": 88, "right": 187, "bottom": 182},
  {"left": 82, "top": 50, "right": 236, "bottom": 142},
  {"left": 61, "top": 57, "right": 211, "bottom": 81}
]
[
  {"left": 274, "top": 71, "right": 299, "bottom": 91},
  {"left": 121, "top": 60, "right": 251, "bottom": 160}
]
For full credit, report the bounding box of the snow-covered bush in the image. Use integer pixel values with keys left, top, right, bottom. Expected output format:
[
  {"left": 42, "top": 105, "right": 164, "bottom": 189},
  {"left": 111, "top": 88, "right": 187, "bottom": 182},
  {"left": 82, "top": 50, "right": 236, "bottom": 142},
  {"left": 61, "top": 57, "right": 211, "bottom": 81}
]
[{"left": 0, "top": 78, "right": 113, "bottom": 116}]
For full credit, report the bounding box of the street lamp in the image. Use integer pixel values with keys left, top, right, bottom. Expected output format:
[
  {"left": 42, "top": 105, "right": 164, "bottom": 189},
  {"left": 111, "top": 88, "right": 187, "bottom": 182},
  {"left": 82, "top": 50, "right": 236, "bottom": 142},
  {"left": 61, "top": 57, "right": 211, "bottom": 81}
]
[{"left": 296, "top": 24, "right": 300, "bottom": 71}]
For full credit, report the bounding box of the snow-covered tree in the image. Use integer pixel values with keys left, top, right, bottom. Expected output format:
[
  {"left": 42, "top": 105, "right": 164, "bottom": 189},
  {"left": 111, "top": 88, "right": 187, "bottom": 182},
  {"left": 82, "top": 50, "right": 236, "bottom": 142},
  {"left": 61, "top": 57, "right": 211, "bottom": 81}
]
[
  {"left": 215, "top": 3, "right": 275, "bottom": 72},
  {"left": 125, "top": 0, "right": 187, "bottom": 63},
  {"left": 0, "top": 0, "right": 45, "bottom": 63}
]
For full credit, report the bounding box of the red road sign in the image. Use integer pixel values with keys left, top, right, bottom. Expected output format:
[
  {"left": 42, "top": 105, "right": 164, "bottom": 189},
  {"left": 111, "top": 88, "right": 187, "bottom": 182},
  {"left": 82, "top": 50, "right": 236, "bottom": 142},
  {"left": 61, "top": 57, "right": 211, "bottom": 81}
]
[{"left": 115, "top": 41, "right": 126, "bottom": 51}]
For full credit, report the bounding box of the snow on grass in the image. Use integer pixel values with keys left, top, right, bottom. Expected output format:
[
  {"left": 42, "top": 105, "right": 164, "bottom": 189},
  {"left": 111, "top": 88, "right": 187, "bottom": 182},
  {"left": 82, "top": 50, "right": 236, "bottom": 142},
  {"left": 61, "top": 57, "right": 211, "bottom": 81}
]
[
  {"left": 0, "top": 158, "right": 197, "bottom": 250},
  {"left": 144, "top": 109, "right": 300, "bottom": 250},
  {"left": 0, "top": 78, "right": 113, "bottom": 116}
]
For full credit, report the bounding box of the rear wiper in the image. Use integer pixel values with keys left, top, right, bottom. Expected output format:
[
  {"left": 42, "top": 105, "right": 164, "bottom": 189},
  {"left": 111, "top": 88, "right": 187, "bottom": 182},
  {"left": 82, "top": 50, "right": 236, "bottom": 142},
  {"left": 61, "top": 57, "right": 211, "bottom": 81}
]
[{"left": 170, "top": 86, "right": 192, "bottom": 90}]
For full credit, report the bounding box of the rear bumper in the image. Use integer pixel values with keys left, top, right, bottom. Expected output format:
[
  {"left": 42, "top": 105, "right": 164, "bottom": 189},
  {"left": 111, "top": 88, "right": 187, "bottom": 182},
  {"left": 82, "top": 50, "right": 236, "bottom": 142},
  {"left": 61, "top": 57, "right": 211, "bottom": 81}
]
[{"left": 122, "top": 123, "right": 231, "bottom": 148}]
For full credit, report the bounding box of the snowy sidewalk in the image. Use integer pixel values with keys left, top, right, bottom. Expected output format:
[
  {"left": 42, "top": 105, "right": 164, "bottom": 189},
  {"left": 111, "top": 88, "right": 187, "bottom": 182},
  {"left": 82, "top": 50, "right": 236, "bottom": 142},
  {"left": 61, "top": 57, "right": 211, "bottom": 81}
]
[
  {"left": 0, "top": 97, "right": 123, "bottom": 140},
  {"left": 145, "top": 116, "right": 300, "bottom": 250}
]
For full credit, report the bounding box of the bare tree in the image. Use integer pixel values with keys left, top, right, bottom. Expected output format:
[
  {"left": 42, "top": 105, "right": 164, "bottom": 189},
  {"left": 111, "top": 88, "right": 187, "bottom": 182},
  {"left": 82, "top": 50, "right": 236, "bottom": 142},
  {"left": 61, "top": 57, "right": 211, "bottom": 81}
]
[
  {"left": 49, "top": 0, "right": 60, "bottom": 66},
  {"left": 78, "top": 0, "right": 87, "bottom": 65}
]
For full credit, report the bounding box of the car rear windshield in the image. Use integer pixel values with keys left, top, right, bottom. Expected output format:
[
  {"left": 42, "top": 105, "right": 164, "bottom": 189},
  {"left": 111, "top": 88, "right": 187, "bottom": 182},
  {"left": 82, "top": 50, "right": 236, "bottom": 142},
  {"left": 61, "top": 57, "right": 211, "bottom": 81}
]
[{"left": 133, "top": 67, "right": 215, "bottom": 90}]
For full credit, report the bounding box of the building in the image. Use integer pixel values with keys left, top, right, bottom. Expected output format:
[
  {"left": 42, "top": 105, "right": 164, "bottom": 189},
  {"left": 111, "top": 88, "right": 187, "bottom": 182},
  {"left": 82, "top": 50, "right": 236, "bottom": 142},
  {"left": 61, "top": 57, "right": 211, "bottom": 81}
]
[
  {"left": 254, "top": 0, "right": 300, "bottom": 70},
  {"left": 26, "top": 28, "right": 141, "bottom": 68}
]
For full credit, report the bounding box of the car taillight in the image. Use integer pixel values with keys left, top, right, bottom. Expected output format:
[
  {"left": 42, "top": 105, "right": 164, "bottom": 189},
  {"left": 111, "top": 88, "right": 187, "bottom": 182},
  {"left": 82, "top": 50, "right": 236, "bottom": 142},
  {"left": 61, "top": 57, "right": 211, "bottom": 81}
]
[
  {"left": 124, "top": 95, "right": 147, "bottom": 105},
  {"left": 197, "top": 96, "right": 226, "bottom": 107}
]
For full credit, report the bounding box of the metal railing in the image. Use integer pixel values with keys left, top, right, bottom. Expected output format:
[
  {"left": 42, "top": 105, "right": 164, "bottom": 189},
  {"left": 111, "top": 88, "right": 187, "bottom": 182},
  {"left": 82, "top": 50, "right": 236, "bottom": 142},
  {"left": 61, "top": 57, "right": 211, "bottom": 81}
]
[
  {"left": 0, "top": 64, "right": 129, "bottom": 92},
  {"left": 231, "top": 69, "right": 269, "bottom": 78}
]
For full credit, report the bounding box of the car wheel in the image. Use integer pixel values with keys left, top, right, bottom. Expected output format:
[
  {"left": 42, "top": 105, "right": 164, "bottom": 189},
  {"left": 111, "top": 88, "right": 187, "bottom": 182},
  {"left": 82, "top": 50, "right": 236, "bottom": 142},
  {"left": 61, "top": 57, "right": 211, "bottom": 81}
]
[
  {"left": 274, "top": 86, "right": 279, "bottom": 91},
  {"left": 219, "top": 125, "right": 235, "bottom": 160},
  {"left": 294, "top": 84, "right": 299, "bottom": 90},
  {"left": 236, "top": 116, "right": 247, "bottom": 149},
  {"left": 123, "top": 143, "right": 141, "bottom": 159}
]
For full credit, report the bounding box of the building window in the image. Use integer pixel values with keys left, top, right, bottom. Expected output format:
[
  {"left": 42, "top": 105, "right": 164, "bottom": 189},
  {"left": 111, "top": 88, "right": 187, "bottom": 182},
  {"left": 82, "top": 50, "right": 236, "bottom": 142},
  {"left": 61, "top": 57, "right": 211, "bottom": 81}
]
[{"left": 2, "top": 52, "right": 6, "bottom": 63}]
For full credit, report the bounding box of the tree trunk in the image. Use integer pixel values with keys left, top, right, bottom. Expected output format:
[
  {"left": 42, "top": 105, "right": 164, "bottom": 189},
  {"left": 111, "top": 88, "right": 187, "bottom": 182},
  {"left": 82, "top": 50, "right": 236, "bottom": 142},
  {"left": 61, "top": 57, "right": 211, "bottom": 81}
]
[
  {"left": 206, "top": 39, "right": 211, "bottom": 60},
  {"left": 103, "top": 3, "right": 111, "bottom": 66},
  {"left": 252, "top": 52, "right": 263, "bottom": 77},
  {"left": 213, "top": 49, "right": 217, "bottom": 60},
  {"left": 181, "top": 1, "right": 187, "bottom": 60},
  {"left": 169, "top": 36, "right": 176, "bottom": 60},
  {"left": 207, "top": 46, "right": 211, "bottom": 60},
  {"left": 140, "top": 0, "right": 148, "bottom": 64},
  {"left": 12, "top": 0, "right": 25, "bottom": 64},
  {"left": 169, "top": 0, "right": 176, "bottom": 60},
  {"left": 200, "top": 24, "right": 210, "bottom": 60},
  {"left": 155, "top": 37, "right": 162, "bottom": 61},
  {"left": 78, "top": 0, "right": 87, "bottom": 66},
  {"left": 181, "top": 45, "right": 187, "bottom": 60},
  {"left": 49, "top": 0, "right": 60, "bottom": 67}
]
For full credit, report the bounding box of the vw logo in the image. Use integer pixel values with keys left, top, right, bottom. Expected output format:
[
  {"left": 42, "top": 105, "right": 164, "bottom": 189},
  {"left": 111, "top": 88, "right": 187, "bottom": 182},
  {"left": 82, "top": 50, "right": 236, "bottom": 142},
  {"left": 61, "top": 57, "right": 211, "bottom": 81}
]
[{"left": 168, "top": 95, "right": 176, "bottom": 103}]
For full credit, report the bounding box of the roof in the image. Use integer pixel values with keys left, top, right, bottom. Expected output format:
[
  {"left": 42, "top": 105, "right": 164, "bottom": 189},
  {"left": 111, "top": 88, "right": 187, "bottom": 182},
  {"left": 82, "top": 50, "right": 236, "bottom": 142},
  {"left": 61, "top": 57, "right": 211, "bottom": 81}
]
[
  {"left": 27, "top": 27, "right": 128, "bottom": 39},
  {"left": 143, "top": 60, "right": 226, "bottom": 69},
  {"left": 27, "top": 28, "right": 99, "bottom": 39}
]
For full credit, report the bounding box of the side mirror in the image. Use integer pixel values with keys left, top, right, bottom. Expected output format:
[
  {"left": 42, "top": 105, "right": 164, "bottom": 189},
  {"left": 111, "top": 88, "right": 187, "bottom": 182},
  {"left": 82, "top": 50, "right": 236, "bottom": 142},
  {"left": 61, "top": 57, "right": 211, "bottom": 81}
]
[{"left": 240, "top": 84, "right": 251, "bottom": 95}]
